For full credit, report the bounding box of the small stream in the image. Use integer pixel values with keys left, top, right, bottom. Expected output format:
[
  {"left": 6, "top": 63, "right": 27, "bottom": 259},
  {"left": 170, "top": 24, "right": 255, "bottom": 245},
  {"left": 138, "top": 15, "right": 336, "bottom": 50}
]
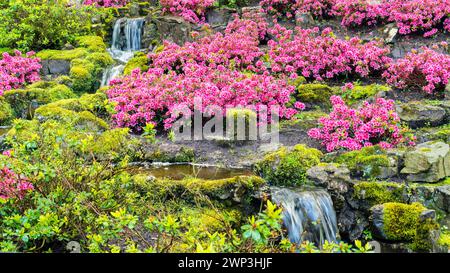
[
  {"left": 127, "top": 163, "right": 253, "bottom": 180},
  {"left": 101, "top": 17, "right": 145, "bottom": 86},
  {"left": 271, "top": 187, "right": 338, "bottom": 247}
]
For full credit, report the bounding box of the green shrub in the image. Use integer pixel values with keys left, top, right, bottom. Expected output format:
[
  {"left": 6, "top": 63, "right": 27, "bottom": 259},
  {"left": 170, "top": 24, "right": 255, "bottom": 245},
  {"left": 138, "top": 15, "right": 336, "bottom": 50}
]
[
  {"left": 3, "top": 82, "right": 76, "bottom": 119},
  {"left": 334, "top": 146, "right": 392, "bottom": 179},
  {"left": 0, "top": 0, "right": 114, "bottom": 52},
  {"left": 123, "top": 52, "right": 149, "bottom": 75},
  {"left": 255, "top": 144, "right": 323, "bottom": 186},
  {"left": 0, "top": 97, "right": 13, "bottom": 125}
]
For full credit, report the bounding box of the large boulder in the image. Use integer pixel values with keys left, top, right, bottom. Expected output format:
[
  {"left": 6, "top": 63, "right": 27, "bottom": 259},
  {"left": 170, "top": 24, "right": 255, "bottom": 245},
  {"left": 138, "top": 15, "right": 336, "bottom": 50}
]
[
  {"left": 41, "top": 59, "right": 71, "bottom": 76},
  {"left": 370, "top": 202, "right": 440, "bottom": 252},
  {"left": 401, "top": 141, "right": 450, "bottom": 183},
  {"left": 396, "top": 101, "right": 446, "bottom": 129},
  {"left": 205, "top": 8, "right": 235, "bottom": 27},
  {"left": 155, "top": 16, "right": 192, "bottom": 46},
  {"left": 306, "top": 163, "right": 351, "bottom": 210},
  {"left": 435, "top": 185, "right": 450, "bottom": 213}
]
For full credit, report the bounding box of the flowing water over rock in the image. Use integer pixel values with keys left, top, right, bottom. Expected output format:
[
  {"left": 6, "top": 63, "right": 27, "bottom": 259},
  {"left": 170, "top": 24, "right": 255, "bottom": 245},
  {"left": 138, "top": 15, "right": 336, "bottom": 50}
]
[
  {"left": 101, "top": 17, "right": 145, "bottom": 86},
  {"left": 271, "top": 187, "right": 338, "bottom": 247},
  {"left": 127, "top": 163, "right": 253, "bottom": 180}
]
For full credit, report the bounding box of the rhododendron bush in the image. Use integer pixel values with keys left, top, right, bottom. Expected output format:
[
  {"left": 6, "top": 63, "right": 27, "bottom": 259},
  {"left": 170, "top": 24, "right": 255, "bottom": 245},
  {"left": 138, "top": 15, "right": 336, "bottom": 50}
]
[
  {"left": 261, "top": 0, "right": 335, "bottom": 19},
  {"left": 83, "top": 0, "right": 128, "bottom": 7},
  {"left": 0, "top": 167, "right": 34, "bottom": 200},
  {"left": 0, "top": 51, "right": 41, "bottom": 96},
  {"left": 383, "top": 47, "right": 450, "bottom": 94},
  {"left": 308, "top": 95, "right": 414, "bottom": 152},
  {"left": 107, "top": 19, "right": 300, "bottom": 131},
  {"left": 107, "top": 64, "right": 297, "bottom": 131},
  {"left": 332, "top": 0, "right": 388, "bottom": 27},
  {"left": 267, "top": 26, "right": 392, "bottom": 81},
  {"left": 160, "top": 0, "right": 216, "bottom": 23}
]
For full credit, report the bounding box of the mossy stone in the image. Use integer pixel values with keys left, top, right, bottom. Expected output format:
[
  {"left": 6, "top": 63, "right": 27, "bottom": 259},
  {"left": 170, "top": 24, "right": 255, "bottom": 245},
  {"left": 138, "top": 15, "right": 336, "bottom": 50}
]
[{"left": 255, "top": 144, "right": 323, "bottom": 186}]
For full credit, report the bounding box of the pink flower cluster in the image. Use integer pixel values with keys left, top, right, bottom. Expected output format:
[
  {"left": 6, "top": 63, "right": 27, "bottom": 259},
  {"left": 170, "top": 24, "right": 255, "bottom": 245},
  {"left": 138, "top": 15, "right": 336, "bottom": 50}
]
[
  {"left": 332, "top": 0, "right": 389, "bottom": 27},
  {"left": 107, "top": 19, "right": 300, "bottom": 131},
  {"left": 388, "top": 0, "right": 450, "bottom": 37},
  {"left": 148, "top": 18, "right": 264, "bottom": 72},
  {"left": 83, "top": 0, "right": 128, "bottom": 7},
  {"left": 383, "top": 46, "right": 450, "bottom": 94},
  {"left": 267, "top": 26, "right": 392, "bottom": 81},
  {"left": 0, "top": 51, "right": 41, "bottom": 96},
  {"left": 107, "top": 64, "right": 296, "bottom": 131},
  {"left": 160, "top": 0, "right": 215, "bottom": 23},
  {"left": 308, "top": 95, "right": 413, "bottom": 152},
  {"left": 260, "top": 0, "right": 336, "bottom": 19},
  {"left": 261, "top": 0, "right": 450, "bottom": 37},
  {"left": 0, "top": 167, "right": 34, "bottom": 200}
]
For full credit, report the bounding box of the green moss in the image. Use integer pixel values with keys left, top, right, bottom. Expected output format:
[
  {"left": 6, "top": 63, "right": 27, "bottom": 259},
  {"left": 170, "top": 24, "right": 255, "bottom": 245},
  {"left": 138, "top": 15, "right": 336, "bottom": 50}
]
[
  {"left": 255, "top": 144, "right": 323, "bottom": 186},
  {"left": 0, "top": 97, "right": 13, "bottom": 125},
  {"left": 69, "top": 58, "right": 98, "bottom": 94},
  {"left": 354, "top": 181, "right": 405, "bottom": 206},
  {"left": 334, "top": 146, "right": 391, "bottom": 179},
  {"left": 438, "top": 231, "right": 450, "bottom": 250},
  {"left": 341, "top": 84, "right": 391, "bottom": 105},
  {"left": 85, "top": 52, "right": 114, "bottom": 67},
  {"left": 280, "top": 110, "right": 326, "bottom": 130},
  {"left": 3, "top": 82, "right": 76, "bottom": 118},
  {"left": 382, "top": 202, "right": 439, "bottom": 251},
  {"left": 147, "top": 175, "right": 266, "bottom": 202},
  {"left": 34, "top": 105, "right": 108, "bottom": 131},
  {"left": 37, "top": 36, "right": 112, "bottom": 94},
  {"left": 383, "top": 202, "right": 426, "bottom": 240},
  {"left": 36, "top": 48, "right": 88, "bottom": 60},
  {"left": 123, "top": 52, "right": 149, "bottom": 75},
  {"left": 76, "top": 36, "right": 107, "bottom": 52},
  {"left": 295, "top": 83, "right": 333, "bottom": 104}
]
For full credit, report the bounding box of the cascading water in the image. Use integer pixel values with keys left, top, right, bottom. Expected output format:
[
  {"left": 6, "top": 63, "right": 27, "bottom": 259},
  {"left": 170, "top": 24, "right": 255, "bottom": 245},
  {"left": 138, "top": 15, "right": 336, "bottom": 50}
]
[
  {"left": 271, "top": 187, "right": 338, "bottom": 247},
  {"left": 101, "top": 17, "right": 145, "bottom": 86}
]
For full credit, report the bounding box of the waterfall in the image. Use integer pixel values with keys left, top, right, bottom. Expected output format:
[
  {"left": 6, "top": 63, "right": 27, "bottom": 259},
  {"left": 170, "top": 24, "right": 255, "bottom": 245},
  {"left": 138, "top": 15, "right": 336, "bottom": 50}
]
[
  {"left": 102, "top": 17, "right": 145, "bottom": 86},
  {"left": 271, "top": 187, "right": 338, "bottom": 247}
]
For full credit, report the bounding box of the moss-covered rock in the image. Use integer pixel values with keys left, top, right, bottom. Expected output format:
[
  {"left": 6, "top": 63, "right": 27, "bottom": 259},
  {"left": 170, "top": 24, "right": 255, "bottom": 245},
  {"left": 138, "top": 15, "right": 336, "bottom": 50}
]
[
  {"left": 76, "top": 35, "right": 107, "bottom": 53},
  {"left": 353, "top": 181, "right": 405, "bottom": 207},
  {"left": 37, "top": 36, "right": 113, "bottom": 93},
  {"left": 295, "top": 83, "right": 333, "bottom": 108},
  {"left": 225, "top": 108, "right": 257, "bottom": 141},
  {"left": 123, "top": 52, "right": 149, "bottom": 75},
  {"left": 36, "top": 48, "right": 89, "bottom": 61},
  {"left": 401, "top": 141, "right": 450, "bottom": 183},
  {"left": 370, "top": 202, "right": 440, "bottom": 251},
  {"left": 255, "top": 144, "right": 322, "bottom": 186},
  {"left": 143, "top": 175, "right": 267, "bottom": 205},
  {"left": 0, "top": 97, "right": 13, "bottom": 125},
  {"left": 34, "top": 105, "right": 108, "bottom": 131},
  {"left": 341, "top": 84, "right": 391, "bottom": 105},
  {"left": 3, "top": 81, "right": 76, "bottom": 119},
  {"left": 333, "top": 146, "right": 397, "bottom": 179}
]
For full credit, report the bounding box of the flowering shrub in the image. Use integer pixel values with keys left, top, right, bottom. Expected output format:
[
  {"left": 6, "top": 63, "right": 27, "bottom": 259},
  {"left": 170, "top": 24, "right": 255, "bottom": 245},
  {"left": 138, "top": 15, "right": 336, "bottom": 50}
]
[
  {"left": 260, "top": 0, "right": 335, "bottom": 19},
  {"left": 160, "top": 0, "right": 216, "bottom": 23},
  {"left": 383, "top": 47, "right": 450, "bottom": 94},
  {"left": 0, "top": 50, "right": 41, "bottom": 96},
  {"left": 226, "top": 10, "right": 269, "bottom": 41},
  {"left": 107, "top": 64, "right": 296, "bottom": 131},
  {"left": 332, "top": 0, "right": 389, "bottom": 27},
  {"left": 148, "top": 18, "right": 264, "bottom": 72},
  {"left": 308, "top": 95, "right": 414, "bottom": 152},
  {"left": 387, "top": 0, "right": 450, "bottom": 37},
  {"left": 83, "top": 0, "right": 128, "bottom": 7},
  {"left": 0, "top": 167, "right": 34, "bottom": 200},
  {"left": 267, "top": 26, "right": 392, "bottom": 81}
]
